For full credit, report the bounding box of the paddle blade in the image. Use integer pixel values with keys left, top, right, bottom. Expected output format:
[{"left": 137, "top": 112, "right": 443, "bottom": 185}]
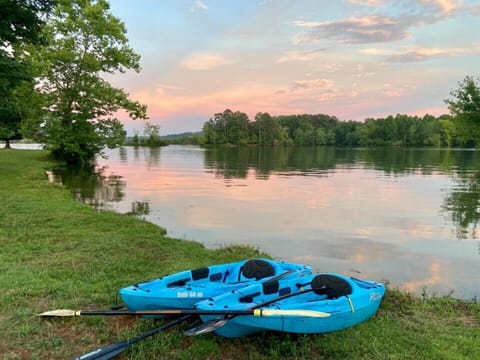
[
  {"left": 73, "top": 341, "right": 128, "bottom": 360},
  {"left": 253, "top": 309, "right": 330, "bottom": 318},
  {"left": 38, "top": 309, "right": 80, "bottom": 317},
  {"left": 184, "top": 318, "right": 228, "bottom": 336}
]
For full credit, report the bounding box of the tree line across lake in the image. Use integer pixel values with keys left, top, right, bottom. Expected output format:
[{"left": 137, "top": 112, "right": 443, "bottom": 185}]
[
  {"left": 198, "top": 73, "right": 480, "bottom": 149},
  {"left": 200, "top": 111, "right": 457, "bottom": 147}
]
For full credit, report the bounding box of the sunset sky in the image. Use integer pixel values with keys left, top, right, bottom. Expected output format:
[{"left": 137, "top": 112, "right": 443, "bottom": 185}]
[{"left": 107, "top": 0, "right": 480, "bottom": 135}]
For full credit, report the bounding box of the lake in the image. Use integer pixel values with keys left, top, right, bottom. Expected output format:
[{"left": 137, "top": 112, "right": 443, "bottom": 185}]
[{"left": 56, "top": 145, "right": 480, "bottom": 300}]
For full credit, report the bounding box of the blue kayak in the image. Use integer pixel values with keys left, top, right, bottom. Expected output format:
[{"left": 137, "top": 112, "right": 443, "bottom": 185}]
[
  {"left": 119, "top": 258, "right": 311, "bottom": 312},
  {"left": 194, "top": 273, "right": 385, "bottom": 337}
]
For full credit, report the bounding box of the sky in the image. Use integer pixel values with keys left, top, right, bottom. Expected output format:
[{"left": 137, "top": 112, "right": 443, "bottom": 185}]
[{"left": 106, "top": 0, "right": 480, "bottom": 135}]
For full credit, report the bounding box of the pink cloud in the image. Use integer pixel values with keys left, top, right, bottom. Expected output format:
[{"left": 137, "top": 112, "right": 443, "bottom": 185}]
[
  {"left": 290, "top": 78, "right": 334, "bottom": 92},
  {"left": 293, "top": 15, "right": 410, "bottom": 44}
]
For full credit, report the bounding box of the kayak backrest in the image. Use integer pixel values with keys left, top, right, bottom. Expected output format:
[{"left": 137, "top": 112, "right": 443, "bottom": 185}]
[
  {"left": 239, "top": 259, "right": 276, "bottom": 281},
  {"left": 312, "top": 274, "right": 352, "bottom": 299},
  {"left": 191, "top": 267, "right": 209, "bottom": 281}
]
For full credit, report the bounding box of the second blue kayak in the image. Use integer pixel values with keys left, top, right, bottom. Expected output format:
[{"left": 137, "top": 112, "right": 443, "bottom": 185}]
[{"left": 194, "top": 272, "right": 385, "bottom": 337}]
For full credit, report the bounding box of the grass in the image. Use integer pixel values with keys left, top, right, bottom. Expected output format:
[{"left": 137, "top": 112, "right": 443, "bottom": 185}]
[{"left": 0, "top": 149, "right": 479, "bottom": 359}]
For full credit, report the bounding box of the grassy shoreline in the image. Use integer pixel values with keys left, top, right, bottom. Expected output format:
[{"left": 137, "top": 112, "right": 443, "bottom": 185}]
[{"left": 1, "top": 149, "right": 479, "bottom": 359}]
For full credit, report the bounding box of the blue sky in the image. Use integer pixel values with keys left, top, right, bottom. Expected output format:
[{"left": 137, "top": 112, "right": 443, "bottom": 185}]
[{"left": 107, "top": 0, "right": 480, "bottom": 135}]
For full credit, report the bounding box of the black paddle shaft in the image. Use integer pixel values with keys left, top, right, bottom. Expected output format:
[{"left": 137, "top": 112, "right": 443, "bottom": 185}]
[
  {"left": 73, "top": 315, "right": 192, "bottom": 360},
  {"left": 75, "top": 307, "right": 307, "bottom": 316}
]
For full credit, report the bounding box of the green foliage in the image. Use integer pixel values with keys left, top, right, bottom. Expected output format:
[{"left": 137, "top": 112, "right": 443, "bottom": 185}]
[
  {"left": 24, "top": 0, "right": 147, "bottom": 163},
  {"left": 255, "top": 112, "right": 276, "bottom": 145},
  {"left": 445, "top": 76, "right": 480, "bottom": 146},
  {"left": 131, "top": 131, "right": 140, "bottom": 146},
  {"left": 201, "top": 110, "right": 455, "bottom": 148},
  {"left": 438, "top": 116, "right": 456, "bottom": 147},
  {"left": 164, "top": 132, "right": 203, "bottom": 145},
  {"left": 0, "top": 0, "right": 54, "bottom": 46},
  {"left": 143, "top": 122, "right": 165, "bottom": 146},
  {"left": 203, "top": 109, "right": 251, "bottom": 145},
  {"left": 0, "top": 54, "right": 27, "bottom": 146},
  {"left": 0, "top": 0, "right": 54, "bottom": 148},
  {"left": 124, "top": 123, "right": 168, "bottom": 147}
]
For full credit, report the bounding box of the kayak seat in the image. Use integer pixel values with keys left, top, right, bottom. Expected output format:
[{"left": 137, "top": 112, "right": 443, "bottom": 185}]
[
  {"left": 191, "top": 267, "right": 209, "bottom": 280},
  {"left": 239, "top": 259, "right": 276, "bottom": 281},
  {"left": 312, "top": 274, "right": 352, "bottom": 299}
]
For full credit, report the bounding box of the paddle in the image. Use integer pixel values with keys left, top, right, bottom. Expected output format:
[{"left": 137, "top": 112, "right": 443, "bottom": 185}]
[
  {"left": 39, "top": 307, "right": 330, "bottom": 318},
  {"left": 184, "top": 279, "right": 327, "bottom": 335},
  {"left": 72, "top": 315, "right": 192, "bottom": 360}
]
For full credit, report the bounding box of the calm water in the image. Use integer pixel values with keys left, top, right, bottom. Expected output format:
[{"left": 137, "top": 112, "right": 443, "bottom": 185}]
[{"left": 56, "top": 146, "right": 480, "bottom": 300}]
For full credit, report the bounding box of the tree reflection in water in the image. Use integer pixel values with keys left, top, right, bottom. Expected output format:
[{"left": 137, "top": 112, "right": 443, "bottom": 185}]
[
  {"left": 54, "top": 146, "right": 480, "bottom": 242},
  {"left": 52, "top": 164, "right": 126, "bottom": 211},
  {"left": 205, "top": 146, "right": 480, "bottom": 241},
  {"left": 442, "top": 170, "right": 480, "bottom": 240}
]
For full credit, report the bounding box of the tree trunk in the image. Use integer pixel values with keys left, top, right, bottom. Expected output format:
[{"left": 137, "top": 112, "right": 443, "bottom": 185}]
[{"left": 4, "top": 138, "right": 11, "bottom": 149}]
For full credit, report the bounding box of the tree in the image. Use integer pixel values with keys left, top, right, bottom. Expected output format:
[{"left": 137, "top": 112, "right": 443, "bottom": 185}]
[
  {"left": 143, "top": 122, "right": 165, "bottom": 146},
  {"left": 438, "top": 115, "right": 456, "bottom": 147},
  {"left": 0, "top": 56, "right": 29, "bottom": 148},
  {"left": 202, "top": 119, "right": 217, "bottom": 145},
  {"left": 25, "top": 0, "right": 147, "bottom": 163},
  {"left": 254, "top": 112, "right": 275, "bottom": 146},
  {"left": 0, "top": 0, "right": 54, "bottom": 149},
  {"left": 131, "top": 130, "right": 140, "bottom": 147},
  {"left": 445, "top": 76, "right": 480, "bottom": 147}
]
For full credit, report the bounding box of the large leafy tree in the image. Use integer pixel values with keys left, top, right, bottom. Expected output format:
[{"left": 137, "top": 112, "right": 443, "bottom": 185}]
[
  {"left": 445, "top": 76, "right": 480, "bottom": 147},
  {"left": 26, "top": 0, "right": 147, "bottom": 163},
  {"left": 0, "top": 0, "right": 54, "bottom": 149}
]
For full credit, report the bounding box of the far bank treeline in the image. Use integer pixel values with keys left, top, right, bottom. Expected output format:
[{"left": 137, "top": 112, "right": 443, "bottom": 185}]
[
  {"left": 179, "top": 76, "right": 480, "bottom": 148},
  {"left": 198, "top": 111, "right": 456, "bottom": 147}
]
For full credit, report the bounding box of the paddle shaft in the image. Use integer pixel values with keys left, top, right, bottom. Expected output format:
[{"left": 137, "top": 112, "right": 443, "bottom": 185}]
[
  {"left": 74, "top": 315, "right": 192, "bottom": 360},
  {"left": 69, "top": 307, "right": 325, "bottom": 317}
]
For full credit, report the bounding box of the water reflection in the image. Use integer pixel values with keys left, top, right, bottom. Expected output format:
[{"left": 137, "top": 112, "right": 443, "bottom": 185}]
[
  {"left": 204, "top": 146, "right": 336, "bottom": 179},
  {"left": 205, "top": 146, "right": 480, "bottom": 244},
  {"left": 128, "top": 201, "right": 151, "bottom": 217},
  {"left": 442, "top": 170, "right": 480, "bottom": 240},
  {"left": 55, "top": 146, "right": 480, "bottom": 299},
  {"left": 119, "top": 146, "right": 128, "bottom": 162},
  {"left": 52, "top": 165, "right": 126, "bottom": 211},
  {"left": 205, "top": 146, "right": 479, "bottom": 177}
]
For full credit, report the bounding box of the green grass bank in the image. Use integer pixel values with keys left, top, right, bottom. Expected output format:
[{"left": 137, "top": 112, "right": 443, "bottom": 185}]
[{"left": 0, "top": 149, "right": 479, "bottom": 359}]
